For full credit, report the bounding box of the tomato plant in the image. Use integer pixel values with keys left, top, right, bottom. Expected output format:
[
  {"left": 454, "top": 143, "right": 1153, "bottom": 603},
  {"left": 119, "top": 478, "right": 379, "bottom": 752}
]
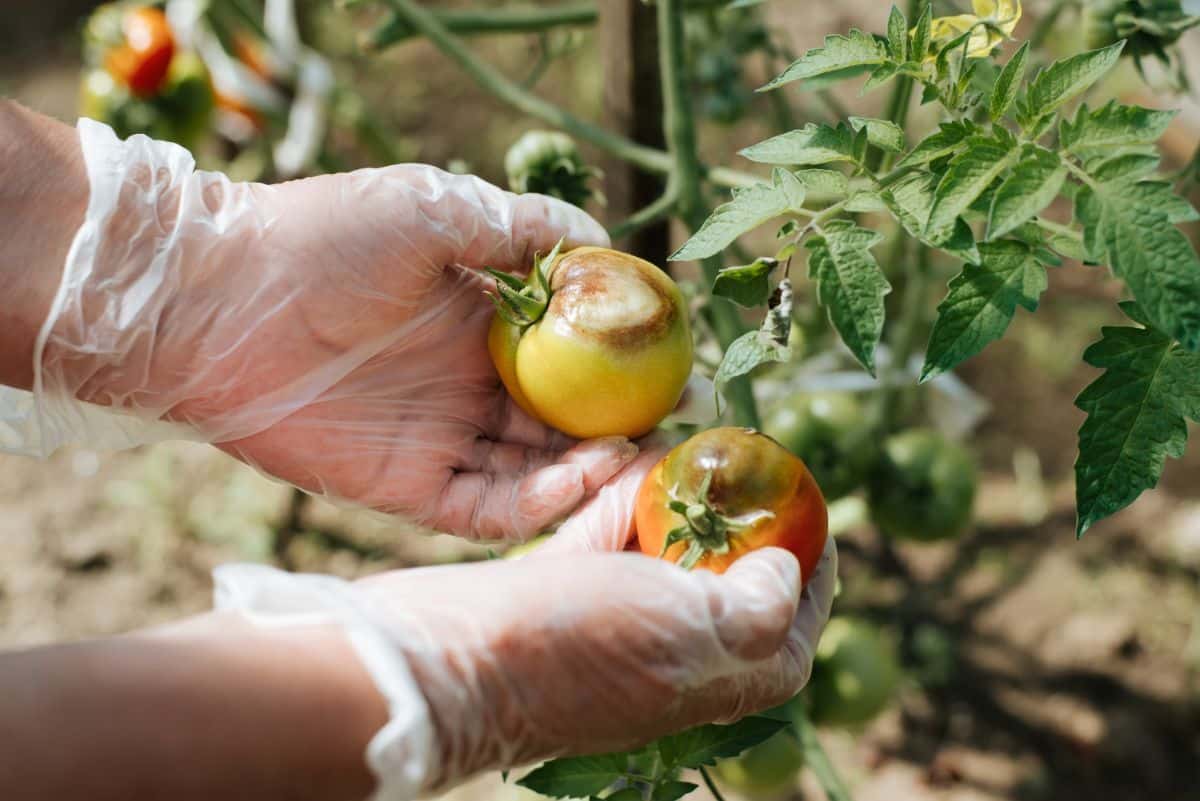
[
  {"left": 868, "top": 429, "right": 978, "bottom": 542},
  {"left": 713, "top": 730, "right": 805, "bottom": 798},
  {"left": 505, "top": 130, "right": 600, "bottom": 209},
  {"left": 488, "top": 243, "right": 693, "bottom": 439},
  {"left": 635, "top": 427, "right": 828, "bottom": 580}
]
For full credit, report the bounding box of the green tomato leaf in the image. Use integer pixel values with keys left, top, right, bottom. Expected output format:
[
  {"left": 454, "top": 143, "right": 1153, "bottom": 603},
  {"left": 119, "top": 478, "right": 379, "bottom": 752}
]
[
  {"left": 1020, "top": 42, "right": 1125, "bottom": 129},
  {"left": 987, "top": 145, "right": 1067, "bottom": 240},
  {"left": 761, "top": 29, "right": 890, "bottom": 91},
  {"left": 651, "top": 782, "right": 697, "bottom": 801},
  {"left": 895, "top": 120, "right": 975, "bottom": 169},
  {"left": 740, "top": 123, "right": 858, "bottom": 167},
  {"left": 883, "top": 172, "right": 979, "bottom": 264},
  {"left": 1060, "top": 100, "right": 1177, "bottom": 153},
  {"left": 926, "top": 135, "right": 1019, "bottom": 245},
  {"left": 712, "top": 257, "right": 779, "bottom": 308},
  {"left": 989, "top": 41, "right": 1029, "bottom": 121},
  {"left": 1089, "top": 152, "right": 1161, "bottom": 183},
  {"left": 844, "top": 190, "right": 887, "bottom": 213},
  {"left": 518, "top": 755, "right": 628, "bottom": 798},
  {"left": 910, "top": 1, "right": 932, "bottom": 61},
  {"left": 793, "top": 168, "right": 850, "bottom": 199},
  {"left": 921, "top": 240, "right": 1048, "bottom": 382},
  {"left": 604, "top": 790, "right": 644, "bottom": 801},
  {"left": 805, "top": 221, "right": 890, "bottom": 374},
  {"left": 887, "top": 5, "right": 908, "bottom": 62},
  {"left": 657, "top": 717, "right": 790, "bottom": 770},
  {"left": 713, "top": 281, "right": 794, "bottom": 406},
  {"left": 849, "top": 116, "right": 906, "bottom": 152},
  {"left": 671, "top": 171, "right": 805, "bottom": 261},
  {"left": 1075, "top": 177, "right": 1200, "bottom": 350},
  {"left": 1075, "top": 302, "right": 1200, "bottom": 536}
]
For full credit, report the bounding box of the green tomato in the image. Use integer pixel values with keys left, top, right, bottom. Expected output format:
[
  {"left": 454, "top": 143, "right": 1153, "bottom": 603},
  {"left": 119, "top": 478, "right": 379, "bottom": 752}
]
[
  {"left": 807, "top": 617, "right": 900, "bottom": 728},
  {"left": 868, "top": 428, "right": 977, "bottom": 542},
  {"left": 79, "top": 67, "right": 162, "bottom": 139},
  {"left": 504, "top": 130, "right": 597, "bottom": 209},
  {"left": 157, "top": 51, "right": 215, "bottom": 149},
  {"left": 763, "top": 392, "right": 875, "bottom": 501},
  {"left": 714, "top": 731, "right": 805, "bottom": 799}
]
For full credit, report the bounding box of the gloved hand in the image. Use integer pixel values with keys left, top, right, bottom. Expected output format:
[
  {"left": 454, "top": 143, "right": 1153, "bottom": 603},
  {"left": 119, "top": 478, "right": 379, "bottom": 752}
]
[
  {"left": 7, "top": 119, "right": 636, "bottom": 541},
  {"left": 217, "top": 450, "right": 838, "bottom": 799}
]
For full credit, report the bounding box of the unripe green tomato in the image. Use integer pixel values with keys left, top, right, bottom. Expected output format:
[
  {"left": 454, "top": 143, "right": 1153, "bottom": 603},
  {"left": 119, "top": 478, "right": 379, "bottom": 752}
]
[
  {"left": 714, "top": 731, "right": 805, "bottom": 799},
  {"left": 504, "top": 130, "right": 596, "bottom": 209},
  {"left": 488, "top": 247, "right": 693, "bottom": 439},
  {"left": 158, "top": 50, "right": 215, "bottom": 149},
  {"left": 763, "top": 392, "right": 874, "bottom": 501},
  {"left": 807, "top": 617, "right": 900, "bottom": 727},
  {"left": 868, "top": 428, "right": 977, "bottom": 542}
]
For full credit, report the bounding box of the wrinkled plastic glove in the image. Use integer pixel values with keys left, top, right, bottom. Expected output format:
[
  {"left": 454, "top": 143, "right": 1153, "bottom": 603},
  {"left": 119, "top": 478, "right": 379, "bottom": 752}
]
[
  {"left": 216, "top": 450, "right": 838, "bottom": 800},
  {"left": 1, "top": 119, "right": 638, "bottom": 541}
]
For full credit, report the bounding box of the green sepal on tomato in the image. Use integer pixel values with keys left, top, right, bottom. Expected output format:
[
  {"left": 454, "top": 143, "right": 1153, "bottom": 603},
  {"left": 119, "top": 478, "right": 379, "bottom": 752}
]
[
  {"left": 634, "top": 427, "right": 828, "bottom": 582},
  {"left": 868, "top": 428, "right": 977, "bottom": 542},
  {"left": 487, "top": 244, "right": 693, "bottom": 440}
]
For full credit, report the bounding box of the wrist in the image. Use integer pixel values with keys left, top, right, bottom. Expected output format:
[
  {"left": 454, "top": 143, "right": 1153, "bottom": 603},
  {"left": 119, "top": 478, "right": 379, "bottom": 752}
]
[{"left": 0, "top": 103, "right": 87, "bottom": 390}]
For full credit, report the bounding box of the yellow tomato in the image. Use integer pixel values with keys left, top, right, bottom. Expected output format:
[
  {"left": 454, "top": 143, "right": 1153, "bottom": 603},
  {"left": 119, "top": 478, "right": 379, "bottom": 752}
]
[{"left": 488, "top": 246, "right": 693, "bottom": 439}]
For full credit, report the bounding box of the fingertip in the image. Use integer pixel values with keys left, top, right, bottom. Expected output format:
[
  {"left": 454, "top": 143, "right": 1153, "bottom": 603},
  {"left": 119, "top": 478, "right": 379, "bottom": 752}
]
[
  {"left": 562, "top": 436, "right": 639, "bottom": 493},
  {"left": 513, "top": 192, "right": 610, "bottom": 257},
  {"left": 709, "top": 547, "right": 803, "bottom": 662}
]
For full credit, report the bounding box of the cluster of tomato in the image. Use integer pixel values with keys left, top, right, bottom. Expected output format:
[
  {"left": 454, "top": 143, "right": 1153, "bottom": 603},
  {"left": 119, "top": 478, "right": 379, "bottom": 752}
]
[
  {"left": 80, "top": 3, "right": 212, "bottom": 148},
  {"left": 79, "top": 2, "right": 281, "bottom": 151}
]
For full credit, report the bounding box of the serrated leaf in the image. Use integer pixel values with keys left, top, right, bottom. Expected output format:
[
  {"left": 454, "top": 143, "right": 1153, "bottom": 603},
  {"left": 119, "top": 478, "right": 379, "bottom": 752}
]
[
  {"left": 887, "top": 5, "right": 908, "bottom": 62},
  {"left": 713, "top": 257, "right": 779, "bottom": 308},
  {"left": 849, "top": 116, "right": 906, "bottom": 152},
  {"left": 896, "top": 121, "right": 974, "bottom": 168},
  {"left": 989, "top": 40, "right": 1028, "bottom": 120},
  {"left": 658, "top": 717, "right": 790, "bottom": 770},
  {"left": 1075, "top": 303, "right": 1200, "bottom": 536},
  {"left": 921, "top": 240, "right": 1047, "bottom": 381},
  {"left": 883, "top": 172, "right": 979, "bottom": 264},
  {"left": 651, "top": 782, "right": 697, "bottom": 801},
  {"left": 926, "top": 135, "right": 1018, "bottom": 244},
  {"left": 805, "top": 221, "right": 890, "bottom": 373},
  {"left": 1076, "top": 179, "right": 1200, "bottom": 350},
  {"left": 910, "top": 2, "right": 933, "bottom": 59},
  {"left": 761, "top": 29, "right": 890, "bottom": 90},
  {"left": 1090, "top": 153, "right": 1161, "bottom": 183},
  {"left": 863, "top": 62, "right": 901, "bottom": 93},
  {"left": 740, "top": 123, "right": 857, "bottom": 166},
  {"left": 793, "top": 168, "right": 850, "bottom": 198},
  {"left": 1022, "top": 42, "right": 1125, "bottom": 128},
  {"left": 518, "top": 755, "right": 628, "bottom": 798},
  {"left": 671, "top": 171, "right": 804, "bottom": 261},
  {"left": 987, "top": 145, "right": 1067, "bottom": 240},
  {"left": 1060, "top": 101, "right": 1177, "bottom": 153},
  {"left": 844, "top": 190, "right": 887, "bottom": 212}
]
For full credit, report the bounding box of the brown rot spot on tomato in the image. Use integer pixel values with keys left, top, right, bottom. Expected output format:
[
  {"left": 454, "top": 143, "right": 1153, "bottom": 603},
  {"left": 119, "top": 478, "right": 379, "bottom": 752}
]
[{"left": 547, "top": 249, "right": 677, "bottom": 350}]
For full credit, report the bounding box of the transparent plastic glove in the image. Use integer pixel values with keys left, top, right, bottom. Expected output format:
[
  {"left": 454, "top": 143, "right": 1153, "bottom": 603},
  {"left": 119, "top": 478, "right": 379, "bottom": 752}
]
[
  {"left": 216, "top": 451, "right": 838, "bottom": 799},
  {"left": 7, "top": 119, "right": 635, "bottom": 541}
]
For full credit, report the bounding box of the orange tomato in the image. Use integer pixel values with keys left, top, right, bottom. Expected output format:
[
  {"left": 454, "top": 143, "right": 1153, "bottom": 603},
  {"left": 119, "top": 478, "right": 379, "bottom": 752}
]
[
  {"left": 104, "top": 6, "right": 175, "bottom": 98},
  {"left": 636, "top": 427, "right": 828, "bottom": 581}
]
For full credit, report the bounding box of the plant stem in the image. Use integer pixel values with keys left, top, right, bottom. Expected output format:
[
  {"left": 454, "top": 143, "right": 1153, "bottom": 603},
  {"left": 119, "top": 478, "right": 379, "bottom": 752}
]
[
  {"left": 367, "top": 3, "right": 597, "bottom": 50},
  {"left": 375, "top": 0, "right": 760, "bottom": 190},
  {"left": 698, "top": 766, "right": 729, "bottom": 801},
  {"left": 656, "top": 0, "right": 759, "bottom": 428},
  {"left": 1029, "top": 0, "right": 1075, "bottom": 49},
  {"left": 791, "top": 702, "right": 853, "bottom": 801},
  {"left": 609, "top": 189, "right": 679, "bottom": 240}
]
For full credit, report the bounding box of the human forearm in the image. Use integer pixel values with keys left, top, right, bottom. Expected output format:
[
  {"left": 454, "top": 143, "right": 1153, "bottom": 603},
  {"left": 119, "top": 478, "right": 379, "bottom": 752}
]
[
  {"left": 0, "top": 101, "right": 88, "bottom": 391},
  {"left": 0, "top": 613, "right": 387, "bottom": 801}
]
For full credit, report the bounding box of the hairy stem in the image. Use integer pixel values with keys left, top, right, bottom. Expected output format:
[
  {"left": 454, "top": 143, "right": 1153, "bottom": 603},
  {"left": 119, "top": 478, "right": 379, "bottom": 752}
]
[
  {"left": 367, "top": 3, "right": 597, "bottom": 50},
  {"left": 657, "top": 0, "right": 759, "bottom": 428},
  {"left": 791, "top": 702, "right": 854, "bottom": 801}
]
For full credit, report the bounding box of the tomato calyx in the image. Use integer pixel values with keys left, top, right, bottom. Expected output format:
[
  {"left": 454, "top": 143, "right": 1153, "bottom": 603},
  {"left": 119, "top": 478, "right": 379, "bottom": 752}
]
[
  {"left": 660, "top": 471, "right": 775, "bottom": 570},
  {"left": 485, "top": 239, "right": 563, "bottom": 329}
]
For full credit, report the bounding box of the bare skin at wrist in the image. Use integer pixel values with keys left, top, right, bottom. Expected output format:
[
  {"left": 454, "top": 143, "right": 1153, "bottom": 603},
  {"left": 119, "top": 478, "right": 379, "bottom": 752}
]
[
  {"left": 0, "top": 101, "right": 88, "bottom": 391},
  {"left": 0, "top": 612, "right": 388, "bottom": 801}
]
